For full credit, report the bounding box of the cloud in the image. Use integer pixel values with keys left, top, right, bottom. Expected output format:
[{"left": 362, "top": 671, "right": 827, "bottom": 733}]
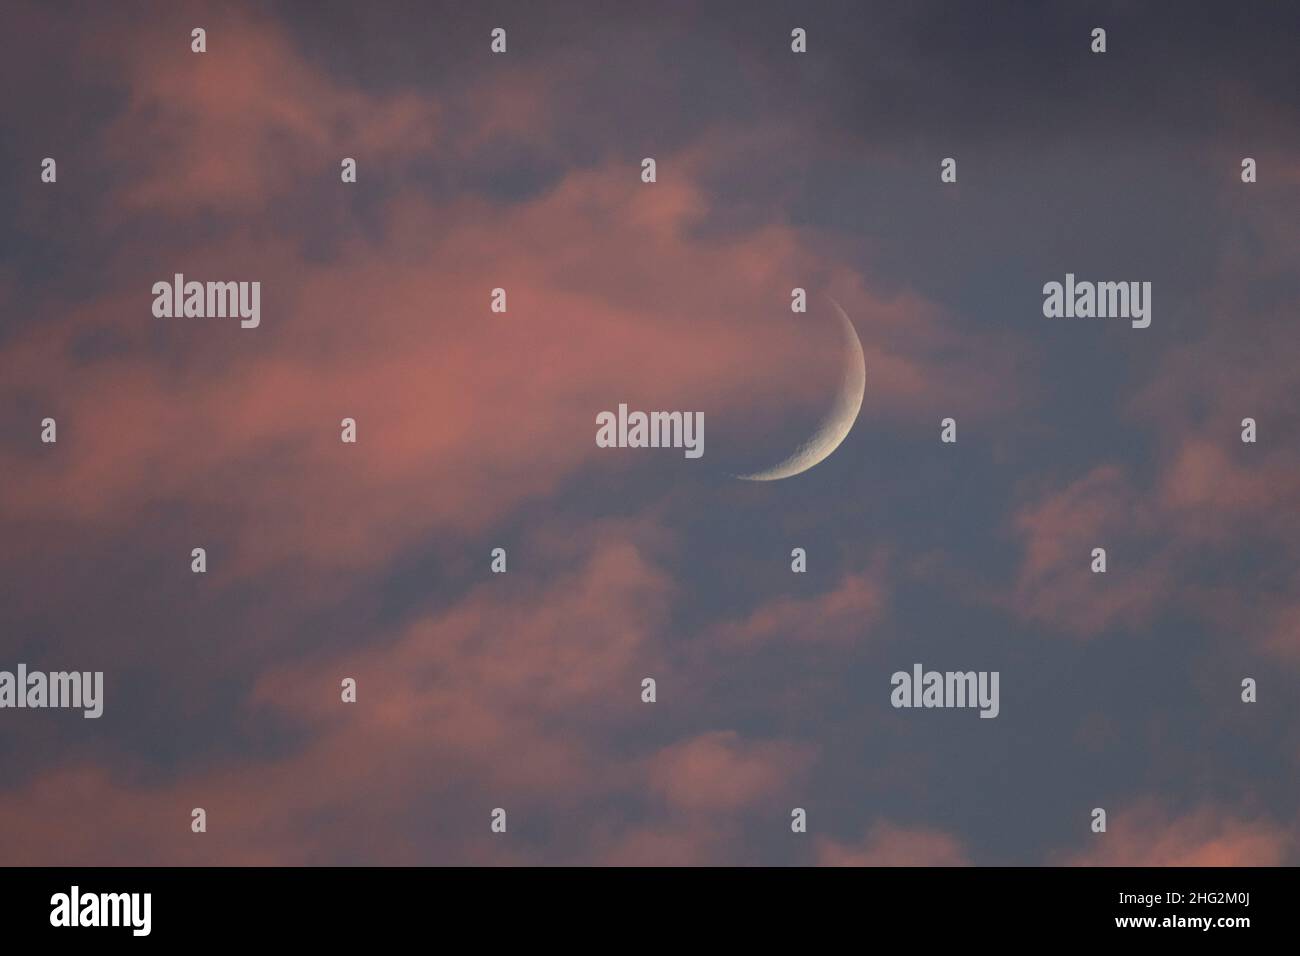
[
  {"left": 0, "top": 49, "right": 1008, "bottom": 589},
  {"left": 4, "top": 0, "right": 1298, "bottom": 868},
  {"left": 97, "top": 11, "right": 439, "bottom": 214},
  {"left": 1063, "top": 803, "right": 1294, "bottom": 867},
  {"left": 0, "top": 519, "right": 818, "bottom": 865},
  {"left": 817, "top": 822, "right": 969, "bottom": 866},
  {"left": 647, "top": 730, "right": 812, "bottom": 813},
  {"left": 710, "top": 563, "right": 887, "bottom": 647},
  {"left": 1004, "top": 465, "right": 1170, "bottom": 636}
]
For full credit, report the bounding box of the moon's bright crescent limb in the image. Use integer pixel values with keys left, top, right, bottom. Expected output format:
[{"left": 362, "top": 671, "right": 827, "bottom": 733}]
[{"left": 735, "top": 298, "right": 865, "bottom": 481}]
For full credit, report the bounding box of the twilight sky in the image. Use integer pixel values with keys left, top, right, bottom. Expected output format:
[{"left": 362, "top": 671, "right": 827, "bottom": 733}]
[{"left": 1, "top": 0, "right": 1298, "bottom": 865}]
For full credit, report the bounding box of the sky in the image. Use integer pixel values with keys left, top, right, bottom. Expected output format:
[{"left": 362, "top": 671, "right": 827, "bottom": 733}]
[{"left": 0, "top": 0, "right": 1298, "bottom": 865}]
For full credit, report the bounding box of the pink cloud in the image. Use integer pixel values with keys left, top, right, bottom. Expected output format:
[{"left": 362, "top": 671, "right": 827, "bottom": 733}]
[
  {"left": 0, "top": 522, "right": 717, "bottom": 863},
  {"left": 817, "top": 822, "right": 969, "bottom": 866},
  {"left": 97, "top": 12, "right": 439, "bottom": 213},
  {"left": 1063, "top": 803, "right": 1293, "bottom": 867},
  {"left": 647, "top": 730, "right": 813, "bottom": 813},
  {"left": 1005, "top": 465, "right": 1171, "bottom": 636},
  {"left": 711, "top": 563, "right": 888, "bottom": 647}
]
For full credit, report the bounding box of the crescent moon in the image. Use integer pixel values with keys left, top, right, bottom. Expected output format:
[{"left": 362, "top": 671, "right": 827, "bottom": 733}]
[{"left": 735, "top": 298, "right": 865, "bottom": 481}]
